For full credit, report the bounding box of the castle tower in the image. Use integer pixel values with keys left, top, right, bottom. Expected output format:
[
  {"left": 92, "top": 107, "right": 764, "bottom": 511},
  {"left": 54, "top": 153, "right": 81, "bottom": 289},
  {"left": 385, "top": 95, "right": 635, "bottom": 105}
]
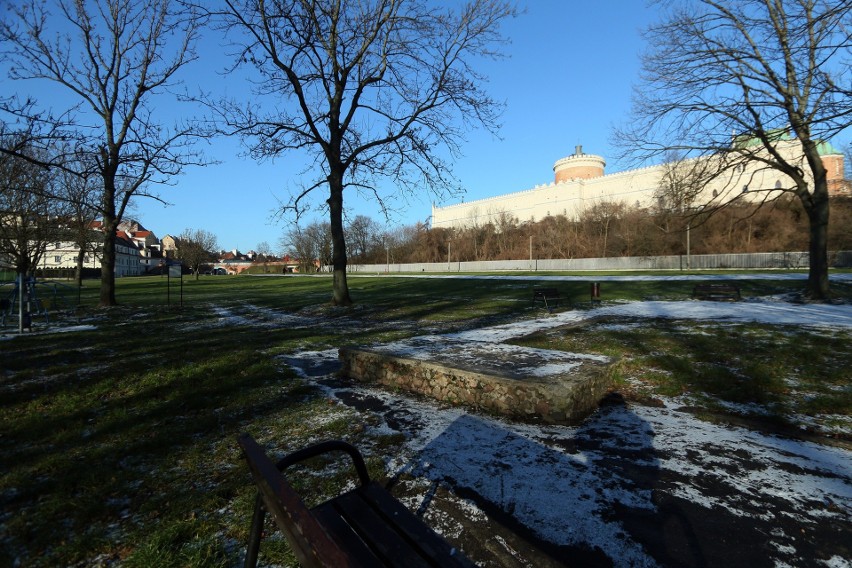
[{"left": 553, "top": 145, "right": 606, "bottom": 183}]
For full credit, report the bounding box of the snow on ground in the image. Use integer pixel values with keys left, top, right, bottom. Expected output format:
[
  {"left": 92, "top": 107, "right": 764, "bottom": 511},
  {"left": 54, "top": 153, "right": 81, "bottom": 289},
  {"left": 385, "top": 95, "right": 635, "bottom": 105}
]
[
  {"left": 448, "top": 298, "right": 852, "bottom": 345},
  {"left": 303, "top": 360, "right": 851, "bottom": 567},
  {"left": 281, "top": 296, "right": 852, "bottom": 567}
]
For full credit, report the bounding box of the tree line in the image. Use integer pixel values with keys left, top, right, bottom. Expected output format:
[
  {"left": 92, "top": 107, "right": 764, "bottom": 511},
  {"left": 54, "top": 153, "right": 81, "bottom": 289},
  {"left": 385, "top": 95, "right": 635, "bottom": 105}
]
[{"left": 282, "top": 196, "right": 852, "bottom": 269}]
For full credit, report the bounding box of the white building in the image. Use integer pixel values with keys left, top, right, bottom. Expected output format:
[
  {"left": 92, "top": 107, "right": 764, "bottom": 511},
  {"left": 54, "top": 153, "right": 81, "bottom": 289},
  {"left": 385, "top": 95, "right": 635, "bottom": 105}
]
[
  {"left": 431, "top": 139, "right": 847, "bottom": 230},
  {"left": 38, "top": 228, "right": 157, "bottom": 277}
]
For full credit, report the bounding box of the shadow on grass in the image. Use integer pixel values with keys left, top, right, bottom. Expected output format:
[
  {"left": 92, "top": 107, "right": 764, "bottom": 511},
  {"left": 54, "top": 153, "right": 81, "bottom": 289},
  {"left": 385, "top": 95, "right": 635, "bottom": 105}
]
[
  {"left": 394, "top": 398, "right": 807, "bottom": 568},
  {"left": 0, "top": 317, "right": 326, "bottom": 567}
]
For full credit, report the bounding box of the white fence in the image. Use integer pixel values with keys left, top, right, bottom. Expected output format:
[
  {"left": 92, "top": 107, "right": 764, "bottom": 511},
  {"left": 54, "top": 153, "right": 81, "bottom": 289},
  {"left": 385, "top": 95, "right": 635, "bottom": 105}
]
[{"left": 344, "top": 251, "right": 852, "bottom": 273}]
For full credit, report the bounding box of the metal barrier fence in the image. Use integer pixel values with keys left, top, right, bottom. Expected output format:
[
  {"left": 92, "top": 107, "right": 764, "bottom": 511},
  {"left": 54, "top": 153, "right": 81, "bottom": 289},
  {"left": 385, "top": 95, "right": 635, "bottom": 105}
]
[{"left": 344, "top": 251, "right": 852, "bottom": 273}]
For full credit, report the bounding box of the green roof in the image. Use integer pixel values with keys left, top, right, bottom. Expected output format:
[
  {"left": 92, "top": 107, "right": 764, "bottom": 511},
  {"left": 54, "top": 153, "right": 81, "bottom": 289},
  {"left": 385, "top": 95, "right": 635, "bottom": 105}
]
[
  {"left": 732, "top": 131, "right": 843, "bottom": 156},
  {"left": 816, "top": 140, "right": 843, "bottom": 156}
]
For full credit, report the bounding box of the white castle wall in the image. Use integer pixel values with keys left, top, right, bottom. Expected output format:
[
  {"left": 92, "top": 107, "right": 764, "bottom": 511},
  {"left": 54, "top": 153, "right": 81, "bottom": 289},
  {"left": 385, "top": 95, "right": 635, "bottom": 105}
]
[
  {"left": 432, "top": 140, "right": 837, "bottom": 230},
  {"left": 432, "top": 164, "right": 664, "bottom": 229}
]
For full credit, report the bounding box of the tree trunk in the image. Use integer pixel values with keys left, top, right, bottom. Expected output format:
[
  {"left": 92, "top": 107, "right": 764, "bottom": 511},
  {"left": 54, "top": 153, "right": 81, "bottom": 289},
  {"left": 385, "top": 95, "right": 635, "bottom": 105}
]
[
  {"left": 327, "top": 174, "right": 352, "bottom": 306},
  {"left": 805, "top": 185, "right": 830, "bottom": 300},
  {"left": 75, "top": 248, "right": 85, "bottom": 287},
  {"left": 799, "top": 140, "right": 831, "bottom": 301},
  {"left": 99, "top": 213, "right": 118, "bottom": 307}
]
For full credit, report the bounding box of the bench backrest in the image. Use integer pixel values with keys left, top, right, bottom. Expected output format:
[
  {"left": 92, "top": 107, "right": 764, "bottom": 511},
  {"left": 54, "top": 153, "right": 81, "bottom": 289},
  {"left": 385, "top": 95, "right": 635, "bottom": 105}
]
[
  {"left": 533, "top": 287, "right": 559, "bottom": 298},
  {"left": 238, "top": 434, "right": 355, "bottom": 568}
]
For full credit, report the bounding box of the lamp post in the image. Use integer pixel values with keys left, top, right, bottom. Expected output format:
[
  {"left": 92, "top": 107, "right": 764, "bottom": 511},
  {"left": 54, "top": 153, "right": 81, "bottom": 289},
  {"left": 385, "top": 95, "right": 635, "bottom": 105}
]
[
  {"left": 529, "top": 235, "right": 534, "bottom": 270},
  {"left": 686, "top": 221, "right": 691, "bottom": 270}
]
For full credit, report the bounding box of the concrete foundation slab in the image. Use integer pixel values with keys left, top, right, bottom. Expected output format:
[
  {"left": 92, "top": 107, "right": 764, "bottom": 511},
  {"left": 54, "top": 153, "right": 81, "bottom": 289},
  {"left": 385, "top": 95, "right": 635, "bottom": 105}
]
[{"left": 339, "top": 338, "right": 615, "bottom": 424}]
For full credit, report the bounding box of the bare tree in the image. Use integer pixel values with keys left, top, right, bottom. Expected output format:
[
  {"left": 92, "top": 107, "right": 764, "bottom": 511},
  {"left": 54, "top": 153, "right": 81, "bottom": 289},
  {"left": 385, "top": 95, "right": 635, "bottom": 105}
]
[
  {"left": 0, "top": 137, "right": 62, "bottom": 275},
  {"left": 618, "top": 0, "right": 852, "bottom": 299},
  {"left": 176, "top": 228, "right": 219, "bottom": 279},
  {"left": 1, "top": 0, "right": 207, "bottom": 306},
  {"left": 281, "top": 221, "right": 331, "bottom": 273},
  {"left": 54, "top": 153, "right": 101, "bottom": 287},
  {"left": 346, "top": 215, "right": 381, "bottom": 263},
  {"left": 581, "top": 202, "right": 626, "bottom": 258},
  {"left": 255, "top": 240, "right": 273, "bottom": 272},
  {"left": 208, "top": 0, "right": 516, "bottom": 305}
]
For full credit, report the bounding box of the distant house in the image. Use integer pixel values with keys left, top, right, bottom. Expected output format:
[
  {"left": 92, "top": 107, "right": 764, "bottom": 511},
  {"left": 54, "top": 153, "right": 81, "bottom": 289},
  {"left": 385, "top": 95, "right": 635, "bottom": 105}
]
[
  {"left": 37, "top": 220, "right": 163, "bottom": 277},
  {"left": 114, "top": 232, "right": 144, "bottom": 277},
  {"left": 161, "top": 234, "right": 181, "bottom": 259},
  {"left": 216, "top": 249, "right": 253, "bottom": 274}
]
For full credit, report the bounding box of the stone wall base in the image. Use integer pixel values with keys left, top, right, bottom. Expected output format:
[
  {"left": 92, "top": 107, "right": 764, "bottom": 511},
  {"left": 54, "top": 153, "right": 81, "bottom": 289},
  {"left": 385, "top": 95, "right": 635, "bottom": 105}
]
[{"left": 338, "top": 347, "right": 614, "bottom": 424}]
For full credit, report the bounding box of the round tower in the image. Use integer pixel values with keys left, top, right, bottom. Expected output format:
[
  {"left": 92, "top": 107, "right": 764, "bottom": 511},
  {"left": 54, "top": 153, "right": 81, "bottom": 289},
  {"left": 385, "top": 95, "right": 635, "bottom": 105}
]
[{"left": 553, "top": 145, "right": 606, "bottom": 183}]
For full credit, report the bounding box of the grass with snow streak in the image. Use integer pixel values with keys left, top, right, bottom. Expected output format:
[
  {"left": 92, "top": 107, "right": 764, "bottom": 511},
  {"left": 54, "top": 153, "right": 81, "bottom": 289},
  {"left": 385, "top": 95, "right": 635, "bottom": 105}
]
[
  {"left": 2, "top": 273, "right": 851, "bottom": 566},
  {"left": 514, "top": 317, "right": 852, "bottom": 435}
]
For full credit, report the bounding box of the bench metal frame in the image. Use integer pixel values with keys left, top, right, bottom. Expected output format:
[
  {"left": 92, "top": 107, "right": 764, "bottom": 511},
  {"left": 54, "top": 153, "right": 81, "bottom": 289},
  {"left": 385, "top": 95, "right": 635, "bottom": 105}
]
[{"left": 238, "top": 434, "right": 473, "bottom": 568}]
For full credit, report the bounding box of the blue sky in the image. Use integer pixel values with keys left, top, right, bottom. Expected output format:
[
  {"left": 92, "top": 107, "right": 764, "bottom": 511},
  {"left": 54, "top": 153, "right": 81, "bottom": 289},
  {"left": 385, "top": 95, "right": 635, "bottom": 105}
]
[
  {"left": 135, "top": 1, "right": 661, "bottom": 253},
  {"left": 8, "top": 1, "right": 659, "bottom": 253}
]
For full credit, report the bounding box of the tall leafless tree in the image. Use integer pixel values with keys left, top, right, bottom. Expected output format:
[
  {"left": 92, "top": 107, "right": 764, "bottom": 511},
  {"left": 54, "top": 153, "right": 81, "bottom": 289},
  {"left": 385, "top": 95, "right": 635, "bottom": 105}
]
[
  {"left": 346, "top": 215, "right": 381, "bottom": 263},
  {"left": 207, "top": 0, "right": 516, "bottom": 305},
  {"left": 0, "top": 137, "right": 63, "bottom": 276},
  {"left": 1, "top": 0, "right": 207, "bottom": 306},
  {"left": 618, "top": 0, "right": 852, "bottom": 299},
  {"left": 51, "top": 152, "right": 102, "bottom": 287}
]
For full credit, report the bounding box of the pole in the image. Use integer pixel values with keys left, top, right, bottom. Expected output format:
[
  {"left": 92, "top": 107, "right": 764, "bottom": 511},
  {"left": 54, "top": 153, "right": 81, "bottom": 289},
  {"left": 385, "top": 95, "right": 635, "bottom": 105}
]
[
  {"left": 686, "top": 222, "right": 691, "bottom": 270},
  {"left": 18, "top": 272, "right": 24, "bottom": 333},
  {"left": 529, "top": 235, "right": 533, "bottom": 269}
]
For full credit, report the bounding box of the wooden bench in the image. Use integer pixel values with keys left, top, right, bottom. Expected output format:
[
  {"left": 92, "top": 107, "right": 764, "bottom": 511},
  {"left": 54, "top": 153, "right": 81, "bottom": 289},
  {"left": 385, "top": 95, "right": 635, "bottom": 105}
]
[
  {"left": 238, "top": 433, "right": 474, "bottom": 568},
  {"left": 532, "top": 287, "right": 563, "bottom": 312},
  {"left": 692, "top": 283, "right": 741, "bottom": 301}
]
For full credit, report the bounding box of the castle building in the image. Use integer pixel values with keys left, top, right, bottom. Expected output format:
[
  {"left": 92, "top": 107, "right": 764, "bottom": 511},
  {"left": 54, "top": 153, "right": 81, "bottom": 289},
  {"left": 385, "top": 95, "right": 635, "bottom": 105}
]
[{"left": 431, "top": 140, "right": 847, "bottom": 230}]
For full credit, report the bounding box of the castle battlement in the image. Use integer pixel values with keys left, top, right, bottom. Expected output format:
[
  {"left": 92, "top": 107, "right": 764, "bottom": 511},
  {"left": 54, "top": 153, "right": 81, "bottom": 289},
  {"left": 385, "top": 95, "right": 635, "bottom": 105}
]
[{"left": 430, "top": 141, "right": 847, "bottom": 230}]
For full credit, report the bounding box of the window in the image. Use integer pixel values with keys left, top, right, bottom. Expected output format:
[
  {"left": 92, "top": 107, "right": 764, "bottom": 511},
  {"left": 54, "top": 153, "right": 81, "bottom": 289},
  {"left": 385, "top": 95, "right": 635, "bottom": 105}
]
[
  {"left": 54, "top": 256, "right": 61, "bottom": 263},
  {"left": 712, "top": 189, "right": 718, "bottom": 198},
  {"left": 742, "top": 185, "right": 749, "bottom": 193},
  {"left": 775, "top": 180, "right": 782, "bottom": 189}
]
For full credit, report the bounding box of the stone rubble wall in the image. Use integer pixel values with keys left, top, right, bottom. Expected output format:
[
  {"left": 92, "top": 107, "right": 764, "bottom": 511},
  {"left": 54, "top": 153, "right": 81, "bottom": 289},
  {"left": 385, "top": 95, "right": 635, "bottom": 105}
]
[{"left": 338, "top": 347, "right": 614, "bottom": 424}]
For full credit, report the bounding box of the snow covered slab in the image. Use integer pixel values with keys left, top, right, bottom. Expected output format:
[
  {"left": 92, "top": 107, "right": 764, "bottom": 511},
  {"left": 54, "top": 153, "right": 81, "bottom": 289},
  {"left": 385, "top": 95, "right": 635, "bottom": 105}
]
[{"left": 339, "top": 338, "right": 614, "bottom": 424}]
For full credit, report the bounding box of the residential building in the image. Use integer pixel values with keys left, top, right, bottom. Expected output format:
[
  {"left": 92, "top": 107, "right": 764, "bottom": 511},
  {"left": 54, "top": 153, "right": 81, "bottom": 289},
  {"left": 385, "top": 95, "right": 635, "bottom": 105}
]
[{"left": 37, "top": 221, "right": 163, "bottom": 276}]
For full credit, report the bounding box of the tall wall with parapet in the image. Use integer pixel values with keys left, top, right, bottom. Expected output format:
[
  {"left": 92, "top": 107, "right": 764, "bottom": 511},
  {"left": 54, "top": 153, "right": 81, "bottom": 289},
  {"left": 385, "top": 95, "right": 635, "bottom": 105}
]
[{"left": 431, "top": 140, "right": 847, "bottom": 230}]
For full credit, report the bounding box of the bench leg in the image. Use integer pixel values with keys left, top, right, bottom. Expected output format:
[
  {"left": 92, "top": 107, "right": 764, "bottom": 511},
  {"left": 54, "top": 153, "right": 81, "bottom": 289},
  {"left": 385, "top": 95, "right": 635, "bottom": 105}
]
[{"left": 245, "top": 492, "right": 266, "bottom": 568}]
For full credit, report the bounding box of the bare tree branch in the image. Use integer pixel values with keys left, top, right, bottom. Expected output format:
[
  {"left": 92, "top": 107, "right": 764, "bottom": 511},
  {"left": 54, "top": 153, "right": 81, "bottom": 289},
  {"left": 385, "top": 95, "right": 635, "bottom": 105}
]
[
  {"left": 617, "top": 0, "right": 852, "bottom": 299},
  {"left": 201, "top": 0, "right": 516, "bottom": 304},
  {"left": 1, "top": 0, "right": 209, "bottom": 305}
]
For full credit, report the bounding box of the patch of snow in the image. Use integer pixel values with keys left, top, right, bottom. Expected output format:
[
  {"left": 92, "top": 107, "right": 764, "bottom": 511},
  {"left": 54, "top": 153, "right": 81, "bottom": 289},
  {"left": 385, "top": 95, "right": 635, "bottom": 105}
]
[{"left": 274, "top": 295, "right": 852, "bottom": 566}]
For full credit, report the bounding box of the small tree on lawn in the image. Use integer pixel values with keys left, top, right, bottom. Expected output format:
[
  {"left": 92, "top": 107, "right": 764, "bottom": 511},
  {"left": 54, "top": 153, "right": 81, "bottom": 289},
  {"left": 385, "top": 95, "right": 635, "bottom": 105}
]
[
  {"left": 0, "top": 137, "right": 64, "bottom": 276},
  {"left": 177, "top": 228, "right": 219, "bottom": 279},
  {"left": 1, "top": 0, "right": 207, "bottom": 306}
]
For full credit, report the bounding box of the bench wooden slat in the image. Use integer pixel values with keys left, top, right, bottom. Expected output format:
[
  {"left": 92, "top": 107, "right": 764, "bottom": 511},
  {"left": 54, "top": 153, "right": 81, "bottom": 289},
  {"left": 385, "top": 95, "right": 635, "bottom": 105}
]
[
  {"left": 359, "top": 483, "right": 474, "bottom": 566},
  {"left": 328, "top": 489, "right": 433, "bottom": 567},
  {"left": 312, "top": 500, "right": 386, "bottom": 566},
  {"left": 692, "top": 283, "right": 741, "bottom": 301}
]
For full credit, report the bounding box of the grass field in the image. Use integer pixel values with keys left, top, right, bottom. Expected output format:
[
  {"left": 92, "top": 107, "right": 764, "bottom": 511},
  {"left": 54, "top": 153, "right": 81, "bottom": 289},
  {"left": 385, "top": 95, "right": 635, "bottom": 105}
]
[{"left": 1, "top": 272, "right": 850, "bottom": 566}]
